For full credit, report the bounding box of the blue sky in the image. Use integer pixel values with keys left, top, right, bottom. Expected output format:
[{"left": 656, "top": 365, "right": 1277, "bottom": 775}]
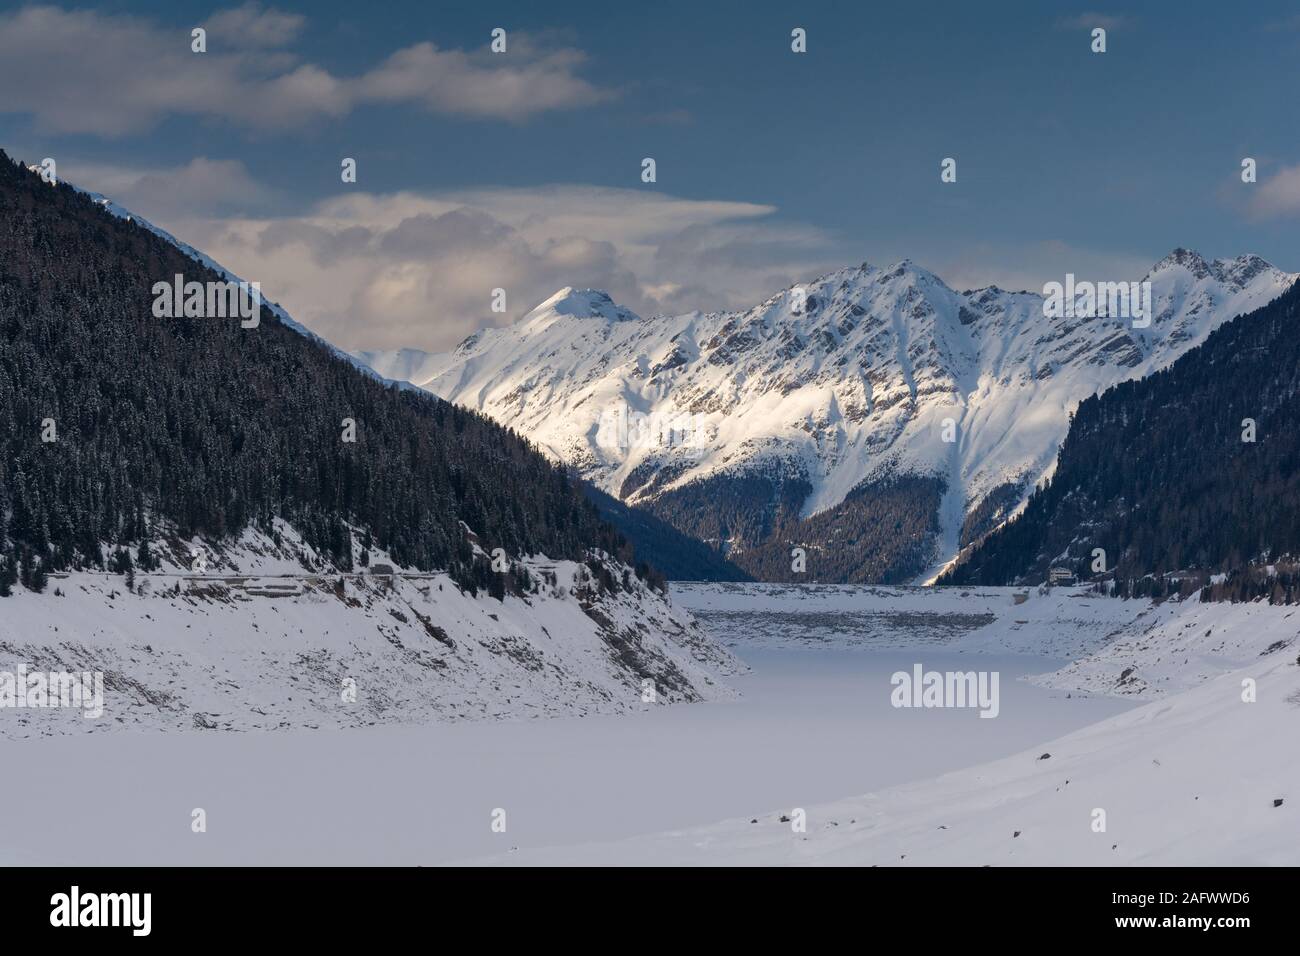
[{"left": 2, "top": 1, "right": 1299, "bottom": 350}]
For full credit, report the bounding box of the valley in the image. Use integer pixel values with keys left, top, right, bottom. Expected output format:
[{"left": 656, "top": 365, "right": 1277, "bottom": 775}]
[{"left": 6, "top": 580, "right": 1292, "bottom": 866}]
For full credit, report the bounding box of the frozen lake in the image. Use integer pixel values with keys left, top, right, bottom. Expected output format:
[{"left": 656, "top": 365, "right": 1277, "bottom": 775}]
[{"left": 2, "top": 585, "right": 1136, "bottom": 865}]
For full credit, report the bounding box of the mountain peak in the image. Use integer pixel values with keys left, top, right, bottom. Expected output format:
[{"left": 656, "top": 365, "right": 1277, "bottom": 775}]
[
  {"left": 1211, "top": 253, "right": 1278, "bottom": 288},
  {"left": 527, "top": 287, "right": 640, "bottom": 324},
  {"left": 1151, "top": 247, "right": 1213, "bottom": 279},
  {"left": 880, "top": 257, "right": 944, "bottom": 287},
  {"left": 1148, "top": 248, "right": 1284, "bottom": 288}
]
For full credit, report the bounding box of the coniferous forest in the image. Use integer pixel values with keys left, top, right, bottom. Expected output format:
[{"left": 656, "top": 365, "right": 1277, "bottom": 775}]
[
  {"left": 581, "top": 480, "right": 751, "bottom": 581},
  {"left": 638, "top": 467, "right": 944, "bottom": 584},
  {"left": 0, "top": 150, "right": 643, "bottom": 593},
  {"left": 944, "top": 277, "right": 1300, "bottom": 592}
]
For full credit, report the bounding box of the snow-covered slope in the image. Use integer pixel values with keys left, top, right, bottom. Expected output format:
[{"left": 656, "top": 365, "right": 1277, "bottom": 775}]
[
  {"left": 476, "top": 656, "right": 1298, "bottom": 866},
  {"left": 1029, "top": 597, "right": 1300, "bottom": 699},
  {"left": 466, "top": 592, "right": 1300, "bottom": 866},
  {"left": 360, "top": 254, "right": 1295, "bottom": 581},
  {"left": 1, "top": 523, "right": 742, "bottom": 738}
]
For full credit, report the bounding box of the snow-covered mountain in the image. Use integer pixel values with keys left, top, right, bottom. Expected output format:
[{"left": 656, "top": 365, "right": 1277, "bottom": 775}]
[{"left": 358, "top": 252, "right": 1296, "bottom": 583}]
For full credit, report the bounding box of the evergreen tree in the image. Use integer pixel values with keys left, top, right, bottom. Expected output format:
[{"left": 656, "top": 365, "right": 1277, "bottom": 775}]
[
  {"left": 137, "top": 539, "right": 157, "bottom": 572},
  {"left": 0, "top": 552, "right": 15, "bottom": 597},
  {"left": 30, "top": 558, "right": 48, "bottom": 594}
]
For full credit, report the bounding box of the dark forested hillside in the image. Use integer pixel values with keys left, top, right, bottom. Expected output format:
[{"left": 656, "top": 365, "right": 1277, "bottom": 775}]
[
  {"left": 581, "top": 481, "right": 751, "bottom": 581},
  {"left": 0, "top": 150, "right": 637, "bottom": 591},
  {"left": 943, "top": 277, "right": 1300, "bottom": 588},
  {"left": 722, "top": 474, "right": 944, "bottom": 584},
  {"left": 642, "top": 467, "right": 943, "bottom": 583}
]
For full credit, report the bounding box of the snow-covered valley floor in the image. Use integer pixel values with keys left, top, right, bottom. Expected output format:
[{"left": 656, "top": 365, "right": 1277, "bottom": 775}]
[
  {"left": 0, "top": 645, "right": 1130, "bottom": 865},
  {"left": 2, "top": 582, "right": 1294, "bottom": 866},
  {"left": 473, "top": 585, "right": 1299, "bottom": 865}
]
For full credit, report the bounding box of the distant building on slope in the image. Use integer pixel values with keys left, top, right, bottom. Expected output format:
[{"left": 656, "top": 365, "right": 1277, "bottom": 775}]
[{"left": 1048, "top": 566, "right": 1076, "bottom": 586}]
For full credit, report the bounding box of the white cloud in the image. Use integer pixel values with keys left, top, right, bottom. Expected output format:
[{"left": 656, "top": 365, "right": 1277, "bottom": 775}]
[
  {"left": 0, "top": 5, "right": 612, "bottom": 135},
  {"left": 151, "top": 184, "right": 846, "bottom": 353},
  {"left": 1245, "top": 164, "right": 1300, "bottom": 220},
  {"left": 63, "top": 156, "right": 278, "bottom": 219},
  {"left": 357, "top": 40, "right": 612, "bottom": 120},
  {"left": 205, "top": 3, "right": 305, "bottom": 48}
]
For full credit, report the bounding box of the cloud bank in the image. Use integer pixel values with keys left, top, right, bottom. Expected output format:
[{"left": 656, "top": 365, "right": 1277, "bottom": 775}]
[{"left": 0, "top": 4, "right": 612, "bottom": 135}]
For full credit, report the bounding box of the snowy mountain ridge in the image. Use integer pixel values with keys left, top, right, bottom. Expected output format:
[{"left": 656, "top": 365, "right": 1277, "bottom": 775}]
[{"left": 358, "top": 252, "right": 1297, "bottom": 582}]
